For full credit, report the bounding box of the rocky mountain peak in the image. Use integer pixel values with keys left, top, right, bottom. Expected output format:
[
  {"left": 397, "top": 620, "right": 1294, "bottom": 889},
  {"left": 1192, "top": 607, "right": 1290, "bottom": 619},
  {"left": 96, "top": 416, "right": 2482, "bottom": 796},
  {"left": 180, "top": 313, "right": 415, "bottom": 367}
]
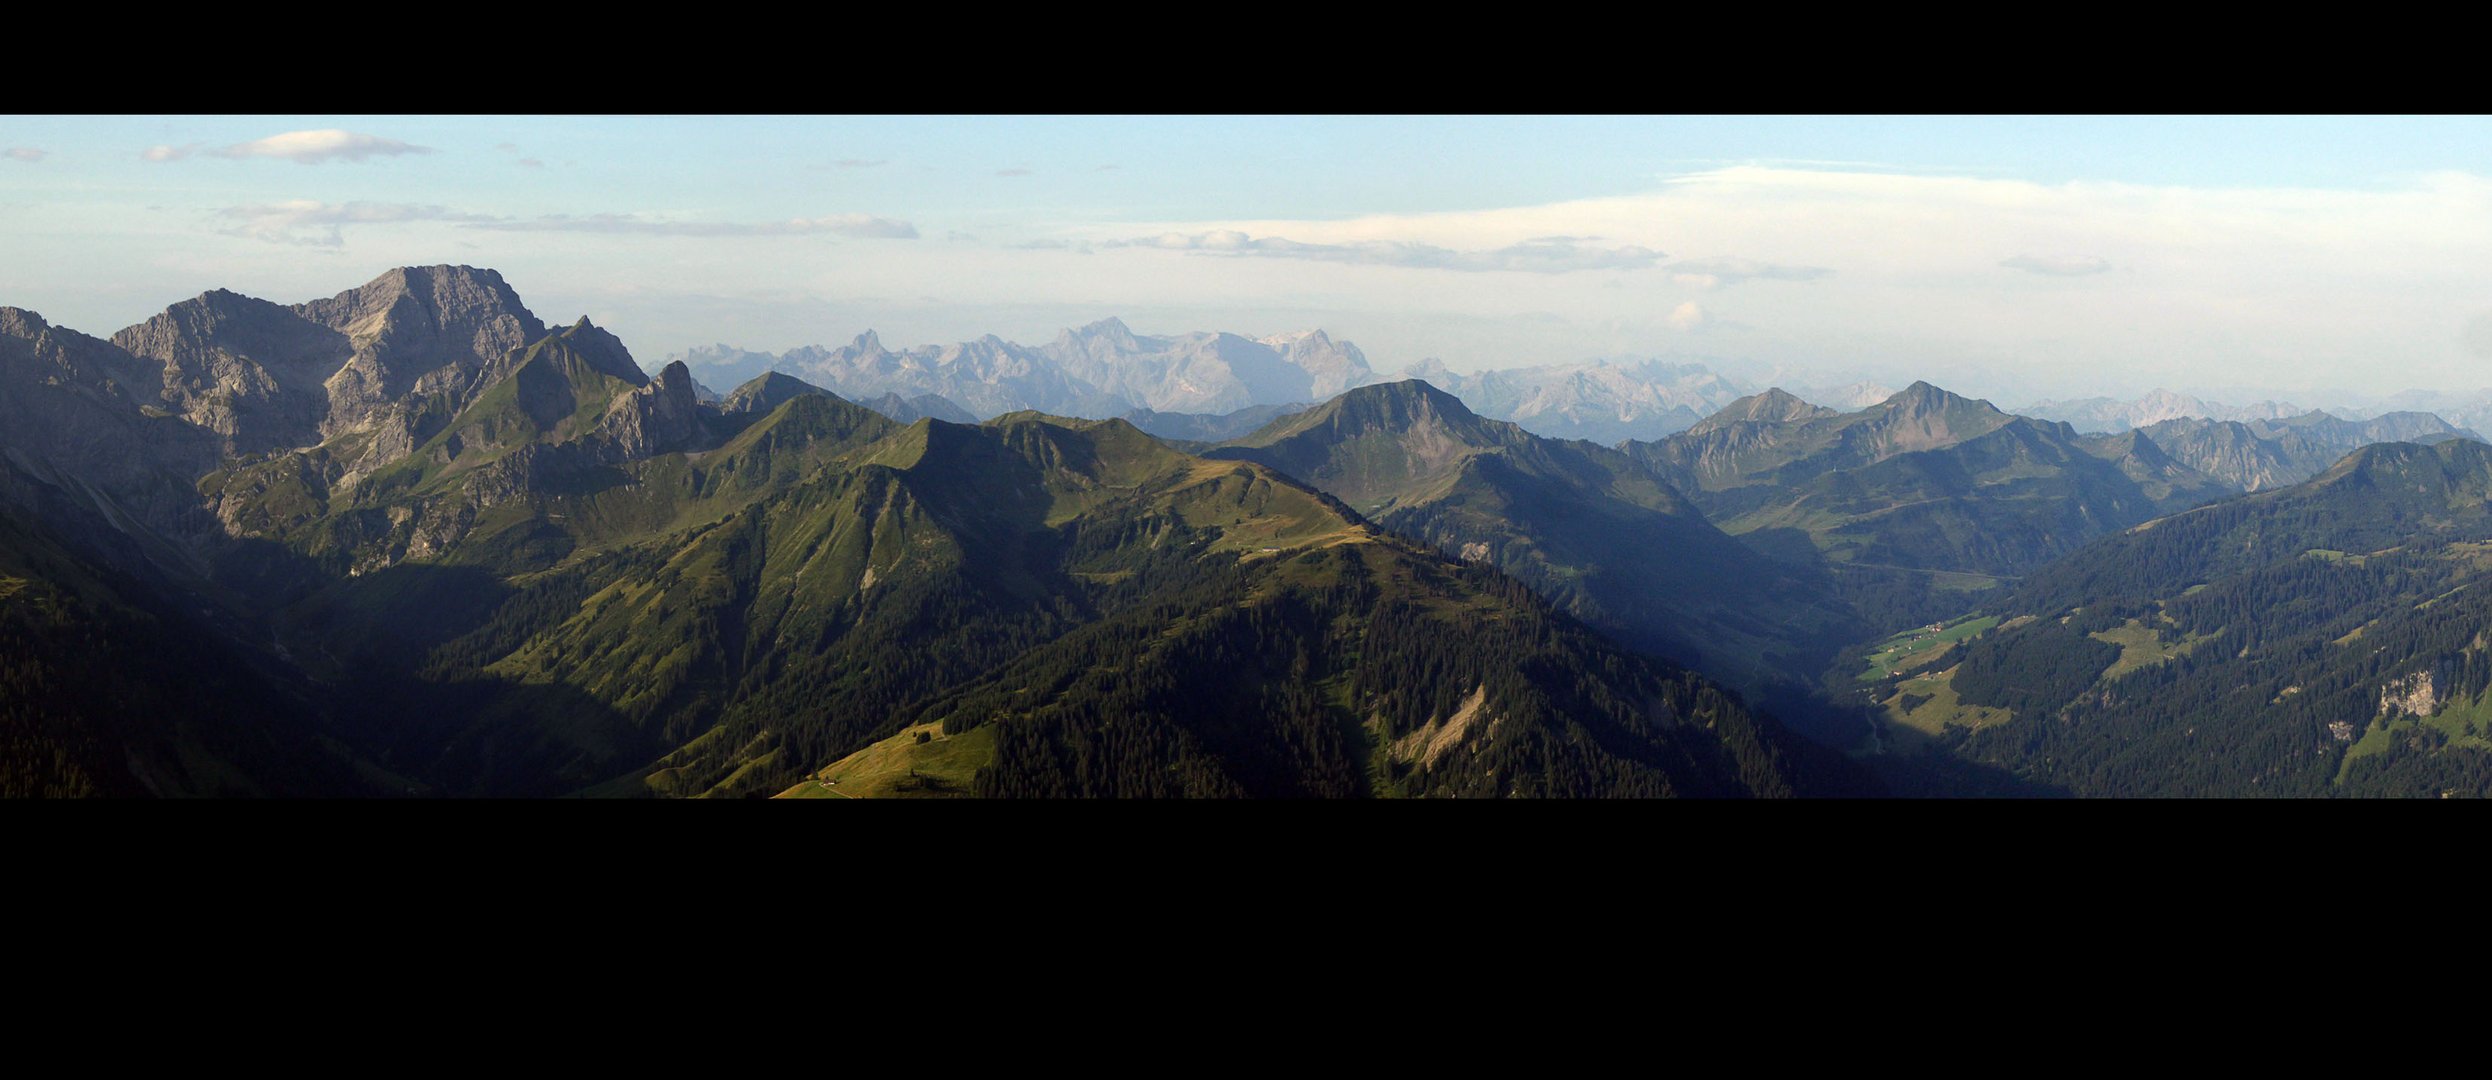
[
  {"left": 1065, "top": 316, "right": 1140, "bottom": 349},
  {"left": 0, "top": 306, "right": 48, "bottom": 337},
  {"left": 598, "top": 355, "right": 710, "bottom": 460},
  {"left": 1314, "top": 378, "right": 1491, "bottom": 440},
  {"left": 1694, "top": 388, "right": 1837, "bottom": 430},
  {"left": 297, "top": 265, "right": 545, "bottom": 346},
  {"left": 552, "top": 317, "right": 650, "bottom": 388},
  {"left": 722, "top": 370, "right": 831, "bottom": 414},
  {"left": 658, "top": 359, "right": 694, "bottom": 395},
  {"left": 1863, "top": 381, "right": 2009, "bottom": 453},
  {"left": 1886, "top": 380, "right": 1948, "bottom": 406}
]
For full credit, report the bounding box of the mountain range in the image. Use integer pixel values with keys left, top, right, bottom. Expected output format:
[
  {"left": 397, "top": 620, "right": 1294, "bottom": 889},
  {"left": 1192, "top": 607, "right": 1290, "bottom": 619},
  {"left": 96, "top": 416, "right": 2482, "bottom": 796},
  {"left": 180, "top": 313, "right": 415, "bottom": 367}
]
[
  {"left": 1392, "top": 357, "right": 1762, "bottom": 443},
  {"left": 670, "top": 332, "right": 1922, "bottom": 447},
  {"left": 0, "top": 267, "right": 1837, "bottom": 798},
  {"left": 15, "top": 263, "right": 2492, "bottom": 799},
  {"left": 2018, "top": 389, "right": 2309, "bottom": 432},
  {"left": 671, "top": 318, "right": 1378, "bottom": 420}
]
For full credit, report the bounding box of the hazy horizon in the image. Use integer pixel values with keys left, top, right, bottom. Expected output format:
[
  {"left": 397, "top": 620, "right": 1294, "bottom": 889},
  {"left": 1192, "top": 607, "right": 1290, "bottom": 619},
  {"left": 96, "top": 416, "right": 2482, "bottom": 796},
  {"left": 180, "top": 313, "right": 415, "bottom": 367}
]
[{"left": 8, "top": 114, "right": 2492, "bottom": 409}]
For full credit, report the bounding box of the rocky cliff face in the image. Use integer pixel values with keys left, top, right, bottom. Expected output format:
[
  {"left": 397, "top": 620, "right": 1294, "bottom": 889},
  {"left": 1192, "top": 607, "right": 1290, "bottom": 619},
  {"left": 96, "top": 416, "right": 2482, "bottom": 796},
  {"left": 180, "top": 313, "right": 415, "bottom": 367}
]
[
  {"left": 0, "top": 306, "right": 222, "bottom": 537},
  {"left": 2132, "top": 412, "right": 2486, "bottom": 495},
  {"left": 295, "top": 265, "right": 548, "bottom": 428},
  {"left": 2129, "top": 418, "right": 2320, "bottom": 492},
  {"left": 104, "top": 266, "right": 554, "bottom": 482},
  {"left": 598, "top": 360, "right": 710, "bottom": 460},
  {"left": 110, "top": 289, "right": 350, "bottom": 456}
]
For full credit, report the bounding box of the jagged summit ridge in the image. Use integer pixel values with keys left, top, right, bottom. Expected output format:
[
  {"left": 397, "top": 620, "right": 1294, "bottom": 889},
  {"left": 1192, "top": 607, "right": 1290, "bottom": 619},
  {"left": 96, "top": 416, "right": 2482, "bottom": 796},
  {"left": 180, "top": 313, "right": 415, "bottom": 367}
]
[
  {"left": 1687, "top": 387, "right": 1839, "bottom": 434},
  {"left": 676, "top": 317, "right": 1379, "bottom": 419}
]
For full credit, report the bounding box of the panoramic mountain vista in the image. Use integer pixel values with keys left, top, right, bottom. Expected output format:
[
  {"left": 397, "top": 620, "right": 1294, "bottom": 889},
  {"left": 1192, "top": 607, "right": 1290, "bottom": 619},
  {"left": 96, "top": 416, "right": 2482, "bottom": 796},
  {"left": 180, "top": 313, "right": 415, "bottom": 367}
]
[
  {"left": 14, "top": 115, "right": 2492, "bottom": 800},
  {"left": 9, "top": 266, "right": 2483, "bottom": 798},
  {"left": 0, "top": 267, "right": 1851, "bottom": 798}
]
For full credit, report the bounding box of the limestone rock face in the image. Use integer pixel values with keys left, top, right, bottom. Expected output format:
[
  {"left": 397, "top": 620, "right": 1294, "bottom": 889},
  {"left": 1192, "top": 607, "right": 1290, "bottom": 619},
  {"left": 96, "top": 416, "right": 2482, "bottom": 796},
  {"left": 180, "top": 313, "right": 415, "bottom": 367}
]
[
  {"left": 599, "top": 360, "right": 709, "bottom": 461},
  {"left": 0, "top": 306, "right": 221, "bottom": 535},
  {"left": 101, "top": 265, "right": 553, "bottom": 484},
  {"left": 298, "top": 266, "right": 548, "bottom": 433},
  {"left": 111, "top": 289, "right": 349, "bottom": 456}
]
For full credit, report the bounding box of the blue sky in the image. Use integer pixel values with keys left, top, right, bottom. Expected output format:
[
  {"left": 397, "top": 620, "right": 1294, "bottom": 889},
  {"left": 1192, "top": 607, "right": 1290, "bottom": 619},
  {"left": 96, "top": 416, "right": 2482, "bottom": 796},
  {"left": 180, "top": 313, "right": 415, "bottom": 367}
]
[{"left": 6, "top": 115, "right": 2491, "bottom": 404}]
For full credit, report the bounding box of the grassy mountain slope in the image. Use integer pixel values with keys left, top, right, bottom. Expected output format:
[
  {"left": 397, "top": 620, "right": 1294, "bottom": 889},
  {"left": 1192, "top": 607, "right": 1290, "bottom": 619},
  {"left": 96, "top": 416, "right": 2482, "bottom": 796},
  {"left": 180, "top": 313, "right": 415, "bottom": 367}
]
[
  {"left": 1630, "top": 383, "right": 2236, "bottom": 632},
  {"left": 223, "top": 374, "right": 1818, "bottom": 797},
  {"left": 1857, "top": 439, "right": 2492, "bottom": 796},
  {"left": 1209, "top": 381, "right": 1859, "bottom": 692},
  {"left": 0, "top": 474, "right": 375, "bottom": 797}
]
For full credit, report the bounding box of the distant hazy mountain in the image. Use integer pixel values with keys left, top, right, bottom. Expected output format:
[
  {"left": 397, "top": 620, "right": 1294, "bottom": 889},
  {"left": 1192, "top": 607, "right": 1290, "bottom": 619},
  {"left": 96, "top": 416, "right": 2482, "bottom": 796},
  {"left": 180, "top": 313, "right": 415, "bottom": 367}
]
[
  {"left": 1784, "top": 381, "right": 1899, "bottom": 411},
  {"left": 669, "top": 344, "right": 780, "bottom": 392},
  {"left": 1637, "top": 382, "right": 2023, "bottom": 496},
  {"left": 2019, "top": 389, "right": 2304, "bottom": 432},
  {"left": 1393, "top": 357, "right": 1751, "bottom": 443},
  {"left": 1120, "top": 402, "right": 1311, "bottom": 444},
  {"left": 2138, "top": 410, "right": 2485, "bottom": 492},
  {"left": 858, "top": 391, "right": 977, "bottom": 425},
  {"left": 1625, "top": 382, "right": 2239, "bottom": 629},
  {"left": 665, "top": 317, "right": 1379, "bottom": 420},
  {"left": 2319, "top": 388, "right": 2492, "bottom": 434}
]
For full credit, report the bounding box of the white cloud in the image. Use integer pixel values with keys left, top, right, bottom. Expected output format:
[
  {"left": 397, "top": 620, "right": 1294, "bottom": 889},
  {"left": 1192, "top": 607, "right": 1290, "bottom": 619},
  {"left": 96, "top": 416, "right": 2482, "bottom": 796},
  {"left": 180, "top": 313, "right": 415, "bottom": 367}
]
[
  {"left": 151, "top": 131, "right": 428, "bottom": 164},
  {"left": 217, "top": 200, "right": 499, "bottom": 246},
  {"left": 2001, "top": 254, "right": 2113, "bottom": 276},
  {"left": 1107, "top": 230, "right": 1663, "bottom": 274},
  {"left": 517, "top": 158, "right": 545, "bottom": 169},
  {"left": 1085, "top": 165, "right": 2492, "bottom": 394},
  {"left": 470, "top": 212, "right": 919, "bottom": 239},
  {"left": 1667, "top": 301, "right": 1707, "bottom": 331},
  {"left": 214, "top": 129, "right": 432, "bottom": 164},
  {"left": 1665, "top": 256, "right": 1834, "bottom": 287},
  {"left": 4, "top": 148, "right": 45, "bottom": 163}
]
